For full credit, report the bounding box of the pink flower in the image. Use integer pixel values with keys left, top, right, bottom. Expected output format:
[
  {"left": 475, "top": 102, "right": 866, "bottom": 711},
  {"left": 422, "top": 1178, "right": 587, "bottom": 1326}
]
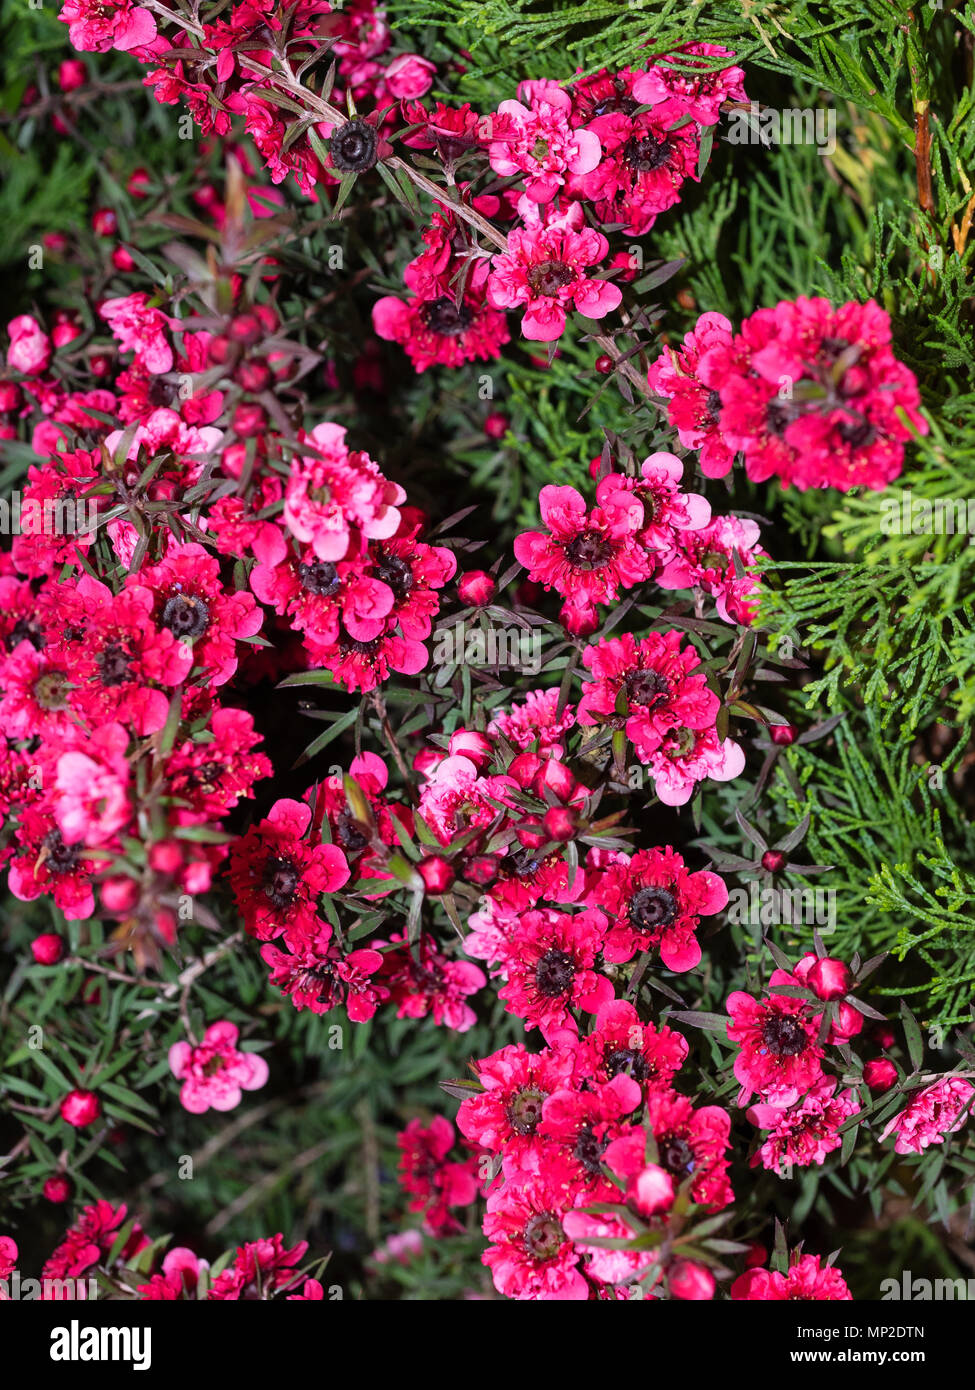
[
  {"left": 657, "top": 514, "right": 767, "bottom": 625},
  {"left": 283, "top": 422, "right": 405, "bottom": 561},
  {"left": 6, "top": 315, "right": 52, "bottom": 375},
  {"left": 748, "top": 1078, "right": 860, "bottom": 1170},
  {"left": 53, "top": 723, "right": 131, "bottom": 847},
  {"left": 586, "top": 845, "right": 727, "bottom": 971},
  {"left": 732, "top": 1253, "right": 852, "bottom": 1300},
  {"left": 59, "top": 0, "right": 157, "bottom": 52},
  {"left": 495, "top": 906, "right": 613, "bottom": 1037},
  {"left": 168, "top": 1021, "right": 269, "bottom": 1115},
  {"left": 486, "top": 225, "right": 622, "bottom": 341},
  {"left": 880, "top": 1077, "right": 975, "bottom": 1155},
  {"left": 578, "top": 630, "right": 720, "bottom": 763},
  {"left": 514, "top": 484, "right": 650, "bottom": 618},
  {"left": 727, "top": 972, "right": 825, "bottom": 1104},
  {"left": 483, "top": 1174, "right": 589, "bottom": 1300},
  {"left": 488, "top": 81, "right": 601, "bottom": 203},
  {"left": 647, "top": 312, "right": 738, "bottom": 477},
  {"left": 100, "top": 294, "right": 173, "bottom": 374},
  {"left": 385, "top": 53, "right": 436, "bottom": 100}
]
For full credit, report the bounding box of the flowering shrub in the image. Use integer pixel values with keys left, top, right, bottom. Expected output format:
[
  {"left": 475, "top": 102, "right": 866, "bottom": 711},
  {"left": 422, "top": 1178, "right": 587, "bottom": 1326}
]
[{"left": 1, "top": 0, "right": 975, "bottom": 1312}]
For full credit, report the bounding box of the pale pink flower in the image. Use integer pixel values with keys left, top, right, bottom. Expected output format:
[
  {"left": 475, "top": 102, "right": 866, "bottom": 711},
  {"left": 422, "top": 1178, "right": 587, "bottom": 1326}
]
[
  {"left": 880, "top": 1077, "right": 974, "bottom": 1155},
  {"left": 54, "top": 723, "right": 132, "bottom": 846},
  {"left": 168, "top": 1021, "right": 269, "bottom": 1115},
  {"left": 100, "top": 294, "right": 173, "bottom": 374},
  {"left": 486, "top": 225, "right": 622, "bottom": 342},
  {"left": 283, "top": 422, "right": 406, "bottom": 561},
  {"left": 7, "top": 315, "right": 52, "bottom": 376},
  {"left": 488, "top": 80, "right": 601, "bottom": 203}
]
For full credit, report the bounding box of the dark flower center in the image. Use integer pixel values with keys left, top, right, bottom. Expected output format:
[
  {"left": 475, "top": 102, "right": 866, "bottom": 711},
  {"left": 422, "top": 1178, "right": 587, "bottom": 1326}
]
[
  {"left": 628, "top": 885, "right": 679, "bottom": 933},
  {"left": 705, "top": 389, "right": 722, "bottom": 421},
  {"left": 335, "top": 810, "right": 368, "bottom": 854},
  {"left": 535, "top": 947, "right": 575, "bottom": 997},
  {"left": 43, "top": 828, "right": 79, "bottom": 875},
  {"left": 507, "top": 1085, "right": 547, "bottom": 1136},
  {"left": 837, "top": 418, "right": 876, "bottom": 449},
  {"left": 528, "top": 259, "right": 575, "bottom": 298},
  {"left": 604, "top": 1047, "right": 650, "bottom": 1082},
  {"left": 766, "top": 400, "right": 796, "bottom": 437},
  {"left": 148, "top": 377, "right": 176, "bottom": 407},
  {"left": 659, "top": 1134, "right": 695, "bottom": 1176},
  {"left": 375, "top": 550, "right": 414, "bottom": 601},
  {"left": 420, "top": 296, "right": 473, "bottom": 337},
  {"left": 339, "top": 632, "right": 382, "bottom": 657},
  {"left": 623, "top": 134, "right": 673, "bottom": 171},
  {"left": 574, "top": 1122, "right": 609, "bottom": 1175},
  {"left": 7, "top": 617, "right": 44, "bottom": 651},
  {"left": 298, "top": 560, "right": 341, "bottom": 597},
  {"left": 161, "top": 593, "right": 210, "bottom": 639},
  {"left": 262, "top": 855, "right": 301, "bottom": 909},
  {"left": 565, "top": 529, "right": 613, "bottom": 569},
  {"left": 762, "top": 1014, "right": 808, "bottom": 1057},
  {"left": 499, "top": 847, "right": 542, "bottom": 879},
  {"left": 97, "top": 641, "right": 131, "bottom": 687},
  {"left": 523, "top": 1212, "right": 564, "bottom": 1261},
  {"left": 329, "top": 118, "right": 379, "bottom": 173},
  {"left": 624, "top": 668, "right": 670, "bottom": 710}
]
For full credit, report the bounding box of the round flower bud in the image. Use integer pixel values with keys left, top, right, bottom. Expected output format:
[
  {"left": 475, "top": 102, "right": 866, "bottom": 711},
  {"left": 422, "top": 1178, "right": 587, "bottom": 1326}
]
[
  {"left": 863, "top": 1058, "right": 898, "bottom": 1093},
  {"left": 457, "top": 571, "right": 496, "bottom": 607},
  {"left": 770, "top": 723, "right": 798, "bottom": 746},
  {"left": 542, "top": 806, "right": 578, "bottom": 842},
  {"left": 31, "top": 933, "right": 64, "bottom": 966},
  {"left": 807, "top": 956, "right": 852, "bottom": 1001},
  {"left": 60, "top": 1090, "right": 101, "bottom": 1128},
  {"left": 43, "top": 1174, "right": 73, "bottom": 1204},
  {"left": 417, "top": 857, "right": 454, "bottom": 895},
  {"left": 669, "top": 1260, "right": 715, "bottom": 1301},
  {"left": 484, "top": 413, "right": 509, "bottom": 440}
]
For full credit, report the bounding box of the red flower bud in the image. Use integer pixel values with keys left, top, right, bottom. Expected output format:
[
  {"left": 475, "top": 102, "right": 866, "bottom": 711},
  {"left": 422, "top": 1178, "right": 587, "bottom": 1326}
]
[
  {"left": 232, "top": 403, "right": 267, "bottom": 437},
  {"left": 515, "top": 818, "right": 547, "bottom": 850},
  {"left": 31, "top": 933, "right": 65, "bottom": 966},
  {"left": 807, "top": 956, "right": 851, "bottom": 1001},
  {"left": 234, "top": 358, "right": 272, "bottom": 393},
  {"left": 770, "top": 723, "right": 798, "bottom": 746},
  {"left": 863, "top": 1057, "right": 898, "bottom": 1093},
  {"left": 457, "top": 570, "right": 496, "bottom": 607},
  {"left": 669, "top": 1260, "right": 715, "bottom": 1301},
  {"left": 484, "top": 412, "right": 509, "bottom": 440},
  {"left": 58, "top": 59, "right": 88, "bottom": 93},
  {"left": 417, "top": 857, "right": 454, "bottom": 895},
  {"left": 761, "top": 849, "right": 786, "bottom": 872},
  {"left": 828, "top": 1001, "right": 863, "bottom": 1042},
  {"left": 448, "top": 729, "right": 493, "bottom": 768},
  {"left": 508, "top": 752, "right": 542, "bottom": 789},
  {"left": 594, "top": 353, "right": 613, "bottom": 374},
  {"left": 535, "top": 757, "right": 576, "bottom": 803},
  {"left": 60, "top": 1089, "right": 100, "bottom": 1128},
  {"left": 43, "top": 1174, "right": 73, "bottom": 1204},
  {"left": 542, "top": 806, "right": 578, "bottom": 842},
  {"left": 92, "top": 208, "right": 117, "bottom": 237},
  {"left": 229, "top": 312, "right": 262, "bottom": 345},
  {"left": 127, "top": 167, "right": 151, "bottom": 198}
]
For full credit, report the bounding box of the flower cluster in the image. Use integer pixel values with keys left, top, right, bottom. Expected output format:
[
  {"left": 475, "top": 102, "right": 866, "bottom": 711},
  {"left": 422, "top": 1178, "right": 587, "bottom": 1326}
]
[
  {"left": 457, "top": 1000, "right": 734, "bottom": 1299},
  {"left": 1, "top": 1205, "right": 322, "bottom": 1300},
  {"left": 648, "top": 298, "right": 927, "bottom": 491}
]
